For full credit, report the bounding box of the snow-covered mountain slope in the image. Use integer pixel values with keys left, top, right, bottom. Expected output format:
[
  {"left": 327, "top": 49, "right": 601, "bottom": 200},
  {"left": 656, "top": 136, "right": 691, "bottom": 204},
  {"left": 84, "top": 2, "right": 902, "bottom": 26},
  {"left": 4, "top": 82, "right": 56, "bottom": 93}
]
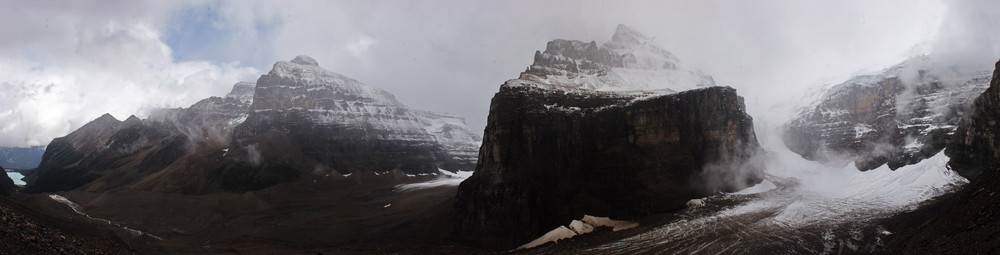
[
  {"left": 245, "top": 56, "right": 480, "bottom": 154},
  {"left": 148, "top": 82, "right": 255, "bottom": 143},
  {"left": 217, "top": 56, "right": 480, "bottom": 191},
  {"left": 510, "top": 24, "right": 715, "bottom": 93},
  {"left": 27, "top": 55, "right": 482, "bottom": 194},
  {"left": 225, "top": 81, "right": 256, "bottom": 104},
  {"left": 783, "top": 56, "right": 992, "bottom": 171},
  {"left": 413, "top": 110, "right": 482, "bottom": 169},
  {"left": 248, "top": 55, "right": 434, "bottom": 141}
]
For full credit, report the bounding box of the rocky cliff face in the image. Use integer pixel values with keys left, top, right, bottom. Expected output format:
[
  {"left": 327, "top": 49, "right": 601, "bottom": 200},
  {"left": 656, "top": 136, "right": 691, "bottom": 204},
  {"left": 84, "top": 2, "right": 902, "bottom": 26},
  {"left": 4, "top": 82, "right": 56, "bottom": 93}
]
[
  {"left": 783, "top": 57, "right": 991, "bottom": 171},
  {"left": 453, "top": 26, "right": 763, "bottom": 249},
  {"left": 947, "top": 60, "right": 1000, "bottom": 177},
  {"left": 414, "top": 110, "right": 482, "bottom": 170},
  {"left": 0, "top": 165, "right": 13, "bottom": 195},
  {"left": 887, "top": 59, "right": 1000, "bottom": 253}
]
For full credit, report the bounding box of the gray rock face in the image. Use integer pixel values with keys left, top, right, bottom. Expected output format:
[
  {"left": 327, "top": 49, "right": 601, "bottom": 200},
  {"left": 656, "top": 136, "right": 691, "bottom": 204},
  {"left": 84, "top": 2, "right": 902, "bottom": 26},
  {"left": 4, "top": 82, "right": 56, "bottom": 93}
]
[
  {"left": 413, "top": 110, "right": 482, "bottom": 170},
  {"left": 519, "top": 24, "right": 715, "bottom": 92},
  {"left": 783, "top": 57, "right": 991, "bottom": 171},
  {"left": 888, "top": 59, "right": 1000, "bottom": 253},
  {"left": 947, "top": 59, "right": 1000, "bottom": 178},
  {"left": 214, "top": 56, "right": 480, "bottom": 191},
  {"left": 225, "top": 81, "right": 256, "bottom": 104},
  {"left": 453, "top": 26, "right": 763, "bottom": 250}
]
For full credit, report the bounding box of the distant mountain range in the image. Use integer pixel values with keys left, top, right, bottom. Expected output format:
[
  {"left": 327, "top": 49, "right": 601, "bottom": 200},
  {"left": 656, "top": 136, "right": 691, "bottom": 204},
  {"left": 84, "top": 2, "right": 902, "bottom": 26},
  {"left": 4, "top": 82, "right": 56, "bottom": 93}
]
[{"left": 0, "top": 146, "right": 45, "bottom": 170}]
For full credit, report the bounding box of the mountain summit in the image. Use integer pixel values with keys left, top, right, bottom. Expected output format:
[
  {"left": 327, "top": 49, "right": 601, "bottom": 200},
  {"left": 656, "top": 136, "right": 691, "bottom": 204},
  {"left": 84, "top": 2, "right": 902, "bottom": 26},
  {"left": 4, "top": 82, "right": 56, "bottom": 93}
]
[
  {"left": 290, "top": 55, "right": 319, "bottom": 66},
  {"left": 455, "top": 27, "right": 761, "bottom": 249},
  {"left": 219, "top": 55, "right": 480, "bottom": 190},
  {"left": 512, "top": 24, "right": 715, "bottom": 92}
]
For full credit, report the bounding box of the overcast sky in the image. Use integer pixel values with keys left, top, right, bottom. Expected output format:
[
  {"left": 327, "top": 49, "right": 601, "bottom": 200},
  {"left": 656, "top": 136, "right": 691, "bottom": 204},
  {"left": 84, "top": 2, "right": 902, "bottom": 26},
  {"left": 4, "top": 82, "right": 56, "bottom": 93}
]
[{"left": 0, "top": 0, "right": 997, "bottom": 147}]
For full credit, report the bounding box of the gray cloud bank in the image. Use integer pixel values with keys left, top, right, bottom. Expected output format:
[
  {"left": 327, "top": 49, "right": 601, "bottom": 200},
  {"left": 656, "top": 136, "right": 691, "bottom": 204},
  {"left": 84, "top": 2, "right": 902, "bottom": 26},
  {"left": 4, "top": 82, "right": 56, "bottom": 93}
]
[{"left": 0, "top": 0, "right": 996, "bottom": 148}]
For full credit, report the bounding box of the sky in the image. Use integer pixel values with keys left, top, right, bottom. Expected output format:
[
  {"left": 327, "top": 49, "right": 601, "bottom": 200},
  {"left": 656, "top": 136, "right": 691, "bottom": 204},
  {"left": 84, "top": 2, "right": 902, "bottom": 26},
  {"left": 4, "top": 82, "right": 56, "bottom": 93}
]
[{"left": 0, "top": 0, "right": 997, "bottom": 147}]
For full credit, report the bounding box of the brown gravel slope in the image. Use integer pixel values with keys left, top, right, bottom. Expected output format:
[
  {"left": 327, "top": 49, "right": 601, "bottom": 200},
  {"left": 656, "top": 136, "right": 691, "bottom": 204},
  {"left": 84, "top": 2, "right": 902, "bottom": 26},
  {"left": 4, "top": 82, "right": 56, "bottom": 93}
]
[{"left": 0, "top": 192, "right": 131, "bottom": 255}]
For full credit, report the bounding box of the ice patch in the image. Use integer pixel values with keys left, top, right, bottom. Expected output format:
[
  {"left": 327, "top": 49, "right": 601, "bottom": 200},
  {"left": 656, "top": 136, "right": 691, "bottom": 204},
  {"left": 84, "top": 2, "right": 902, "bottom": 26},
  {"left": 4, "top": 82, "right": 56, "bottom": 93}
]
[
  {"left": 587, "top": 151, "right": 964, "bottom": 254},
  {"left": 582, "top": 215, "right": 638, "bottom": 231},
  {"left": 518, "top": 226, "right": 579, "bottom": 250},
  {"left": 394, "top": 170, "right": 473, "bottom": 192},
  {"left": 730, "top": 179, "right": 778, "bottom": 195},
  {"left": 568, "top": 220, "right": 595, "bottom": 235},
  {"left": 723, "top": 151, "right": 964, "bottom": 227}
]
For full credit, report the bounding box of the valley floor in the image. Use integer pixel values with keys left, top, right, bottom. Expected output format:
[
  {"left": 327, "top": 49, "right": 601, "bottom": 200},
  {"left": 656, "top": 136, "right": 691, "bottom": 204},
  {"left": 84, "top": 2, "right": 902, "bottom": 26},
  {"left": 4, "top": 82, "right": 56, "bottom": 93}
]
[{"left": 8, "top": 151, "right": 970, "bottom": 254}]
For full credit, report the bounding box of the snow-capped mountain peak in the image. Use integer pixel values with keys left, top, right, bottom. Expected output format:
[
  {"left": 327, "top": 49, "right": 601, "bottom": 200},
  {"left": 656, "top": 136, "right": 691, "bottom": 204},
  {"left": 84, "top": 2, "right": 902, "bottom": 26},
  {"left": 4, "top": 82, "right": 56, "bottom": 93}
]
[
  {"left": 239, "top": 55, "right": 483, "bottom": 170},
  {"left": 605, "top": 24, "right": 682, "bottom": 71},
  {"left": 258, "top": 56, "right": 404, "bottom": 112},
  {"left": 508, "top": 24, "right": 715, "bottom": 93},
  {"left": 290, "top": 55, "right": 319, "bottom": 66},
  {"left": 609, "top": 24, "right": 651, "bottom": 47}
]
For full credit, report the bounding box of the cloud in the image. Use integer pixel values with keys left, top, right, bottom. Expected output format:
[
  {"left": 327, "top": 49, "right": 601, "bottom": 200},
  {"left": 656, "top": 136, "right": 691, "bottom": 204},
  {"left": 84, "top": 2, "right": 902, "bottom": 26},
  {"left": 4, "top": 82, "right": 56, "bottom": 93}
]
[
  {"left": 0, "top": 0, "right": 258, "bottom": 147},
  {"left": 1, "top": 0, "right": 997, "bottom": 149},
  {"left": 345, "top": 35, "right": 376, "bottom": 57},
  {"left": 930, "top": 0, "right": 1000, "bottom": 67},
  {"left": 199, "top": 0, "right": 947, "bottom": 139}
]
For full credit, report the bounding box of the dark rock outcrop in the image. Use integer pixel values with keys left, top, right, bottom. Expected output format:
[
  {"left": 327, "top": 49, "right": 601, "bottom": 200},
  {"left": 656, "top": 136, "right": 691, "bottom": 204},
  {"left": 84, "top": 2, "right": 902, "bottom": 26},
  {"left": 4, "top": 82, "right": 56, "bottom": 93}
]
[
  {"left": 946, "top": 60, "right": 1000, "bottom": 178},
  {"left": 783, "top": 57, "right": 991, "bottom": 171},
  {"left": 454, "top": 85, "right": 762, "bottom": 249},
  {"left": 453, "top": 26, "right": 763, "bottom": 249},
  {"left": 22, "top": 114, "right": 125, "bottom": 193},
  {"left": 0, "top": 165, "right": 14, "bottom": 195}
]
